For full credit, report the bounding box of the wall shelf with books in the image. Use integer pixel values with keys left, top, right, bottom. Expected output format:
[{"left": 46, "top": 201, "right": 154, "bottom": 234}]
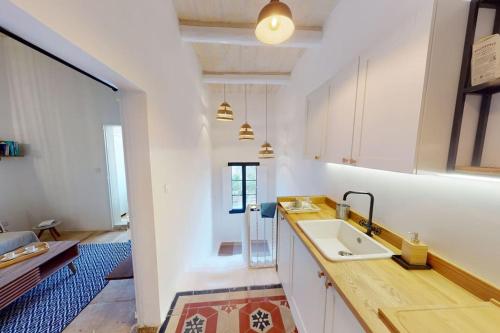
[{"left": 0, "top": 140, "right": 24, "bottom": 160}]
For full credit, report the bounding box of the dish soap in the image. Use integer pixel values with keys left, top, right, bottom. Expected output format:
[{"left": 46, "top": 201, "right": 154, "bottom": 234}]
[{"left": 402, "top": 232, "right": 428, "bottom": 266}]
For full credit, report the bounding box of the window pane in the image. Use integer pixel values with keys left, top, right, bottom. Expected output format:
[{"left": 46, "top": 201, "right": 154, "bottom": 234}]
[
  {"left": 232, "top": 196, "right": 243, "bottom": 210},
  {"left": 246, "top": 166, "right": 257, "bottom": 180},
  {"left": 246, "top": 180, "right": 256, "bottom": 195},
  {"left": 232, "top": 166, "right": 242, "bottom": 180},
  {"left": 232, "top": 181, "right": 242, "bottom": 195},
  {"left": 246, "top": 195, "right": 257, "bottom": 205}
]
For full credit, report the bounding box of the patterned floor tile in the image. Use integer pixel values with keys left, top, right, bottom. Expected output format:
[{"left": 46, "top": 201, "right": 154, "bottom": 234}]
[
  {"left": 171, "top": 292, "right": 230, "bottom": 316},
  {"left": 161, "top": 287, "right": 296, "bottom": 333}
]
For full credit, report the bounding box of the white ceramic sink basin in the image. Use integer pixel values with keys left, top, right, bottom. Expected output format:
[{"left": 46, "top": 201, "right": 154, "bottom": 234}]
[{"left": 297, "top": 219, "right": 394, "bottom": 262}]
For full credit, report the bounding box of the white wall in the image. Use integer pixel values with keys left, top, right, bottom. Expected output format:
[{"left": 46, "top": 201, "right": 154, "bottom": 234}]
[
  {"left": 2, "top": 0, "right": 214, "bottom": 326},
  {"left": 209, "top": 86, "right": 277, "bottom": 250},
  {"left": 274, "top": 0, "right": 500, "bottom": 286},
  {"left": 0, "top": 34, "right": 120, "bottom": 232}
]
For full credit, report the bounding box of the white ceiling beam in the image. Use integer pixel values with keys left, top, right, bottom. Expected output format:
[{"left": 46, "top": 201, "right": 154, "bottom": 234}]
[
  {"left": 202, "top": 72, "right": 290, "bottom": 85},
  {"left": 180, "top": 23, "right": 322, "bottom": 48}
]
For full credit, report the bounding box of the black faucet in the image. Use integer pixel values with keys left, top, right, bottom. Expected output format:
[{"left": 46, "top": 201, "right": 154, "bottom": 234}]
[{"left": 343, "top": 191, "right": 377, "bottom": 237}]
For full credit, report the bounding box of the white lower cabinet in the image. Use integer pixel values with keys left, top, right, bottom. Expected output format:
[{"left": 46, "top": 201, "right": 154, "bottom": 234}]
[
  {"left": 277, "top": 219, "right": 366, "bottom": 333},
  {"left": 290, "top": 234, "right": 327, "bottom": 333},
  {"left": 277, "top": 211, "right": 293, "bottom": 295},
  {"left": 325, "top": 287, "right": 365, "bottom": 333}
]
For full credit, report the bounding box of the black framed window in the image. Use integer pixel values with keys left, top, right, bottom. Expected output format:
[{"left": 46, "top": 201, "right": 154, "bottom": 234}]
[{"left": 229, "top": 162, "right": 259, "bottom": 214}]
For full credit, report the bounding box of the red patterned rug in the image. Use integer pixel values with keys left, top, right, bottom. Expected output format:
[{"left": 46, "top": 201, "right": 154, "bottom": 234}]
[{"left": 161, "top": 286, "right": 297, "bottom": 333}]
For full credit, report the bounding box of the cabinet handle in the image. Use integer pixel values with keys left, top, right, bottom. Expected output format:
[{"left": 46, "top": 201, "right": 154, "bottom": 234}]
[
  {"left": 317, "top": 271, "right": 325, "bottom": 278},
  {"left": 325, "top": 279, "right": 333, "bottom": 289},
  {"left": 343, "top": 158, "right": 357, "bottom": 165}
]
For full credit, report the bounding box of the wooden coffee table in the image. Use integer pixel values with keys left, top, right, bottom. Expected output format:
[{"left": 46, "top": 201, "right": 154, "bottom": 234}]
[{"left": 0, "top": 241, "right": 79, "bottom": 310}]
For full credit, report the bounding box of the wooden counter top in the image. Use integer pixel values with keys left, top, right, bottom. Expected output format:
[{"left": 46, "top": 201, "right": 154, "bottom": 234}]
[
  {"left": 278, "top": 197, "right": 492, "bottom": 333},
  {"left": 378, "top": 300, "right": 500, "bottom": 333}
]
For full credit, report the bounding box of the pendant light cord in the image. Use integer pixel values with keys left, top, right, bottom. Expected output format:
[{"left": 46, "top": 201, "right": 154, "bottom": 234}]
[
  {"left": 265, "top": 84, "right": 268, "bottom": 142},
  {"left": 245, "top": 84, "right": 248, "bottom": 122},
  {"left": 223, "top": 84, "right": 226, "bottom": 102}
]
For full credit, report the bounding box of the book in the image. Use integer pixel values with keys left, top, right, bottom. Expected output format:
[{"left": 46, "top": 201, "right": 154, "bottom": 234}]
[
  {"left": 0, "top": 141, "right": 22, "bottom": 156},
  {"left": 472, "top": 34, "right": 500, "bottom": 86}
]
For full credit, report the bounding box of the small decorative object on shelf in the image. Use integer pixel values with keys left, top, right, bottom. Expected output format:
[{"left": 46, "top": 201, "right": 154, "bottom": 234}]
[{"left": 0, "top": 140, "right": 23, "bottom": 160}]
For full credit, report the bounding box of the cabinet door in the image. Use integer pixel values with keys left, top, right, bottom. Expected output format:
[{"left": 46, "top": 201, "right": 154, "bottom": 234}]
[
  {"left": 325, "top": 287, "right": 365, "bottom": 333},
  {"left": 305, "top": 81, "right": 330, "bottom": 160},
  {"left": 277, "top": 211, "right": 293, "bottom": 295},
  {"left": 324, "top": 59, "right": 360, "bottom": 164},
  {"left": 352, "top": 5, "right": 433, "bottom": 173},
  {"left": 290, "top": 235, "right": 327, "bottom": 333}
]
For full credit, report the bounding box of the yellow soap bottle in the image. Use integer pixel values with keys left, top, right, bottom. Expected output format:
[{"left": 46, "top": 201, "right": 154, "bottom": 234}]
[{"left": 401, "top": 232, "right": 428, "bottom": 266}]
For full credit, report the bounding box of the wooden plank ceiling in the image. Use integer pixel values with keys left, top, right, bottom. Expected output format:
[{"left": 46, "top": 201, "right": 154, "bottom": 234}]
[
  {"left": 193, "top": 44, "right": 304, "bottom": 73},
  {"left": 174, "top": 0, "right": 336, "bottom": 27},
  {"left": 173, "top": 0, "right": 338, "bottom": 82}
]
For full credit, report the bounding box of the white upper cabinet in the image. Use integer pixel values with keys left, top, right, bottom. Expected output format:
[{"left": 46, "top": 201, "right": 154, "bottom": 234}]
[
  {"left": 305, "top": 81, "right": 329, "bottom": 160},
  {"left": 324, "top": 59, "right": 360, "bottom": 165},
  {"left": 351, "top": 10, "right": 431, "bottom": 173},
  {"left": 304, "top": 0, "right": 468, "bottom": 174}
]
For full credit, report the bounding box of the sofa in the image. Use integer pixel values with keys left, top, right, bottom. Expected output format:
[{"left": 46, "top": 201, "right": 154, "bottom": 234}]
[{"left": 0, "top": 231, "right": 39, "bottom": 255}]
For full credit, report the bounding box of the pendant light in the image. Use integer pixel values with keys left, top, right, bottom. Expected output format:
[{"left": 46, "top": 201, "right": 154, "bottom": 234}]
[
  {"left": 255, "top": 0, "right": 295, "bottom": 45},
  {"left": 259, "top": 85, "right": 275, "bottom": 159},
  {"left": 239, "top": 85, "right": 255, "bottom": 140},
  {"left": 216, "top": 84, "right": 234, "bottom": 121}
]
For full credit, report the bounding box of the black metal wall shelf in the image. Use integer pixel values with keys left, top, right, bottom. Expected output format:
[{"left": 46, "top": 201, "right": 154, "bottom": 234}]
[
  {"left": 448, "top": 0, "right": 500, "bottom": 173},
  {"left": 463, "top": 78, "right": 500, "bottom": 94}
]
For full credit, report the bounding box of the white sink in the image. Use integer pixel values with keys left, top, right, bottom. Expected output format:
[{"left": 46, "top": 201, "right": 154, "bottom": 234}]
[{"left": 297, "top": 219, "right": 394, "bottom": 262}]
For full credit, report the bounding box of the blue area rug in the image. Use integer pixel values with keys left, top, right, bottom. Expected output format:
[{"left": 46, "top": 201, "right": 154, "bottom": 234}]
[{"left": 0, "top": 242, "right": 131, "bottom": 333}]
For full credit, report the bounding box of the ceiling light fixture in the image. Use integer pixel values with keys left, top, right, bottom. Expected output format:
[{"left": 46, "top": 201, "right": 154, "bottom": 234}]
[
  {"left": 255, "top": 0, "right": 295, "bottom": 45},
  {"left": 239, "top": 85, "right": 255, "bottom": 140},
  {"left": 216, "top": 84, "right": 234, "bottom": 121},
  {"left": 259, "top": 84, "right": 275, "bottom": 159}
]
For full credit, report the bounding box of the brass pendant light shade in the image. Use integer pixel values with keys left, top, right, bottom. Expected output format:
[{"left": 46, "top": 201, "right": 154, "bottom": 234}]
[
  {"left": 255, "top": 0, "right": 295, "bottom": 45},
  {"left": 216, "top": 102, "right": 233, "bottom": 121},
  {"left": 239, "top": 85, "right": 255, "bottom": 140},
  {"left": 239, "top": 122, "right": 255, "bottom": 140},
  {"left": 258, "top": 142, "right": 275, "bottom": 159},
  {"left": 216, "top": 84, "right": 234, "bottom": 121},
  {"left": 259, "top": 84, "right": 275, "bottom": 159}
]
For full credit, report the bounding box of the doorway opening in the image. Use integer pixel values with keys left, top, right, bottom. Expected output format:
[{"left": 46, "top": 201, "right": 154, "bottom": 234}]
[{"left": 104, "top": 125, "right": 129, "bottom": 230}]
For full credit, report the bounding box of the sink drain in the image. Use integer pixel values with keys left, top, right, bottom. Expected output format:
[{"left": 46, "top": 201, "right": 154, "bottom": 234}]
[{"left": 338, "top": 251, "right": 353, "bottom": 256}]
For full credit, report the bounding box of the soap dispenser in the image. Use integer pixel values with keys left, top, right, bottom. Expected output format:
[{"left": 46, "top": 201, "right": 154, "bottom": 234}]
[{"left": 401, "top": 232, "right": 428, "bottom": 266}]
